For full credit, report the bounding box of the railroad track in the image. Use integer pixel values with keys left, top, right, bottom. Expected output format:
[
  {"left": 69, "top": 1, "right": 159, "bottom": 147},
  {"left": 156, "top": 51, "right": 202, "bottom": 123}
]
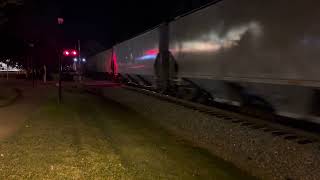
[{"left": 124, "top": 85, "right": 320, "bottom": 148}]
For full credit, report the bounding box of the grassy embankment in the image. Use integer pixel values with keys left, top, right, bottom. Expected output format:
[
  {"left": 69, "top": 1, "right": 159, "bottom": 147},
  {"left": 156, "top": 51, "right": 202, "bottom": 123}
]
[{"left": 0, "top": 89, "right": 253, "bottom": 179}]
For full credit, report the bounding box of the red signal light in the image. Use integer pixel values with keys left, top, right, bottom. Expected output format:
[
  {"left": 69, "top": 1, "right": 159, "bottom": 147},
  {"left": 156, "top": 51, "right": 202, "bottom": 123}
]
[
  {"left": 57, "top": 18, "right": 64, "bottom": 25},
  {"left": 63, "top": 50, "right": 70, "bottom": 56},
  {"left": 63, "top": 49, "right": 77, "bottom": 56}
]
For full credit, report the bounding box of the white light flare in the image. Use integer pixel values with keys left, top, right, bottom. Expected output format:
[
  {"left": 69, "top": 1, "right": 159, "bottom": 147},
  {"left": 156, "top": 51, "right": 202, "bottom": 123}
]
[{"left": 172, "top": 21, "right": 262, "bottom": 54}]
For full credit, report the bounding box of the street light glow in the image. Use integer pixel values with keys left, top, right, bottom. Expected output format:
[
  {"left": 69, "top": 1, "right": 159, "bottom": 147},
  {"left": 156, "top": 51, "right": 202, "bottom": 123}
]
[
  {"left": 73, "top": 58, "right": 78, "bottom": 62},
  {"left": 82, "top": 58, "right": 86, "bottom": 62}
]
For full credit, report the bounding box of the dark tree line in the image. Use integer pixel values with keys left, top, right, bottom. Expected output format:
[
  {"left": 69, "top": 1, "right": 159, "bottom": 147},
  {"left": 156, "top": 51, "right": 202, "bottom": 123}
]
[{"left": 0, "top": 0, "right": 61, "bottom": 73}]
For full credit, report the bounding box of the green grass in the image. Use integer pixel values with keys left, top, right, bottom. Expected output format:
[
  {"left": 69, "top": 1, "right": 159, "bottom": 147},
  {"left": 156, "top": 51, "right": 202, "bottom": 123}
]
[{"left": 0, "top": 89, "right": 254, "bottom": 179}]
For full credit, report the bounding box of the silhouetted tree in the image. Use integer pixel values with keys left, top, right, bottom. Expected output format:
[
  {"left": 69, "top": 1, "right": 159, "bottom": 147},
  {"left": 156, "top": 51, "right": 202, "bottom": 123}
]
[{"left": 0, "top": 0, "right": 23, "bottom": 25}]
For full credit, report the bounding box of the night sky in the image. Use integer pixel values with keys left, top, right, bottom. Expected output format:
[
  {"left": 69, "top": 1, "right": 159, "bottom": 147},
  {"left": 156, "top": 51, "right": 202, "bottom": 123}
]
[
  {"left": 0, "top": 0, "right": 215, "bottom": 59},
  {"left": 58, "top": 0, "right": 215, "bottom": 49}
]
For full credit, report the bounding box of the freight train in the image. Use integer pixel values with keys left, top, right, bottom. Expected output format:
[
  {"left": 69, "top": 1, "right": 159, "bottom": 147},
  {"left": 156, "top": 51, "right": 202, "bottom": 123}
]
[{"left": 87, "top": 0, "right": 320, "bottom": 123}]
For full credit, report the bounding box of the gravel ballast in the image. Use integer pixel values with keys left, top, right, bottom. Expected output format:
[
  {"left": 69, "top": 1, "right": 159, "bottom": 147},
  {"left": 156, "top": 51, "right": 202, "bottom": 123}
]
[{"left": 98, "top": 87, "right": 320, "bottom": 180}]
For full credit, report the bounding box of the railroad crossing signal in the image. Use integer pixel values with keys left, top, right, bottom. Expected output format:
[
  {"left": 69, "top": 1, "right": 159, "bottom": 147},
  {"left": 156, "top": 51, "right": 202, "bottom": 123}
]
[
  {"left": 57, "top": 18, "right": 64, "bottom": 25},
  {"left": 63, "top": 50, "right": 78, "bottom": 57}
]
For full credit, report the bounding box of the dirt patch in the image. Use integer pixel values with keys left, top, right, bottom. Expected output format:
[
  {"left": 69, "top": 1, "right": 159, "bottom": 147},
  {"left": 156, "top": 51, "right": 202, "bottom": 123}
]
[{"left": 0, "top": 88, "right": 20, "bottom": 107}]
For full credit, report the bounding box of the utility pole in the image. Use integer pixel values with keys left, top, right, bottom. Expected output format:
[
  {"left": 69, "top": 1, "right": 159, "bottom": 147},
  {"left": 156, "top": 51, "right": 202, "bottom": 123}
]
[
  {"left": 32, "top": 57, "right": 34, "bottom": 87},
  {"left": 27, "top": 41, "right": 36, "bottom": 88},
  {"left": 57, "top": 17, "right": 64, "bottom": 104},
  {"left": 58, "top": 51, "right": 62, "bottom": 103},
  {"left": 6, "top": 59, "right": 9, "bottom": 80},
  {"left": 43, "top": 65, "right": 47, "bottom": 83},
  {"left": 78, "top": 40, "right": 82, "bottom": 82}
]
